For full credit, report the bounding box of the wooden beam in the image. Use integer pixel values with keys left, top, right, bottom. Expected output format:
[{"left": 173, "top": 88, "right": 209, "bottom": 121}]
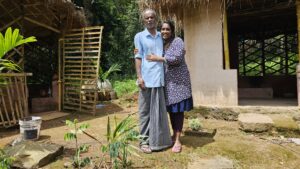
[
  {"left": 297, "top": 2, "right": 300, "bottom": 62},
  {"left": 0, "top": 3, "right": 22, "bottom": 28},
  {"left": 0, "top": 16, "right": 22, "bottom": 32},
  {"left": 24, "top": 16, "right": 60, "bottom": 33},
  {"left": 58, "top": 39, "right": 63, "bottom": 112},
  {"left": 0, "top": 73, "right": 32, "bottom": 77},
  {"left": 223, "top": 8, "right": 230, "bottom": 69},
  {"left": 229, "top": 2, "right": 295, "bottom": 18},
  {"left": 296, "top": 1, "right": 300, "bottom": 106}
]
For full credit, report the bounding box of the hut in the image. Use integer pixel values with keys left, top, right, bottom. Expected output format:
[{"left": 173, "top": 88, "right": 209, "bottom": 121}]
[
  {"left": 0, "top": 0, "right": 103, "bottom": 127},
  {"left": 139, "top": 0, "right": 299, "bottom": 106}
]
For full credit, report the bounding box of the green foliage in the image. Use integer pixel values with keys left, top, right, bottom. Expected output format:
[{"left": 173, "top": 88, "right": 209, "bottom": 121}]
[
  {"left": 73, "top": 0, "right": 142, "bottom": 75},
  {"left": 0, "top": 148, "right": 14, "bottom": 169},
  {"left": 0, "top": 27, "right": 36, "bottom": 73},
  {"left": 64, "top": 119, "right": 91, "bottom": 168},
  {"left": 0, "top": 59, "right": 20, "bottom": 72},
  {"left": 99, "top": 63, "right": 121, "bottom": 82},
  {"left": 0, "top": 27, "right": 37, "bottom": 58},
  {"left": 102, "top": 114, "right": 140, "bottom": 169},
  {"left": 188, "top": 118, "right": 202, "bottom": 131},
  {"left": 112, "top": 77, "right": 138, "bottom": 98}
]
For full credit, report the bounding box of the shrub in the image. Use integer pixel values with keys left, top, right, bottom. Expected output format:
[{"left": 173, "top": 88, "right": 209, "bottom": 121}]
[
  {"left": 113, "top": 78, "right": 138, "bottom": 98},
  {"left": 0, "top": 148, "right": 14, "bottom": 169},
  {"left": 188, "top": 118, "right": 202, "bottom": 131}
]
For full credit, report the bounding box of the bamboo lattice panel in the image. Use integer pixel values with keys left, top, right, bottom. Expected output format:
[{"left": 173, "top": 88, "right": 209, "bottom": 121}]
[
  {"left": 0, "top": 73, "right": 31, "bottom": 128},
  {"left": 238, "top": 33, "right": 298, "bottom": 76},
  {"left": 61, "top": 26, "right": 103, "bottom": 114}
]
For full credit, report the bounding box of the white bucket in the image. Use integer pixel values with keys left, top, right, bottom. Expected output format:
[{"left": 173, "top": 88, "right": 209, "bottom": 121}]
[{"left": 19, "top": 116, "right": 42, "bottom": 140}]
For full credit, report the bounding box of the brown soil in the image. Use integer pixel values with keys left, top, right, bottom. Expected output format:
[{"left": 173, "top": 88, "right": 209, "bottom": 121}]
[{"left": 1, "top": 100, "right": 300, "bottom": 169}]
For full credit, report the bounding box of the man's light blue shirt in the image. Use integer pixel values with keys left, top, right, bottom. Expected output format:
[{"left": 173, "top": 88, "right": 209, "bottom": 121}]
[{"left": 134, "top": 29, "right": 164, "bottom": 88}]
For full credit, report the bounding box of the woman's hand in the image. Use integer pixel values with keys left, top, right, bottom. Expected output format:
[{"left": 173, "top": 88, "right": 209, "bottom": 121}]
[
  {"left": 146, "top": 54, "right": 158, "bottom": 62},
  {"left": 134, "top": 48, "right": 138, "bottom": 55},
  {"left": 147, "top": 54, "right": 165, "bottom": 62}
]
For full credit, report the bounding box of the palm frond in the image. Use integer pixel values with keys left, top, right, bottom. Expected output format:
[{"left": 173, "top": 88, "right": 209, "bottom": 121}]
[{"left": 0, "top": 27, "right": 37, "bottom": 59}]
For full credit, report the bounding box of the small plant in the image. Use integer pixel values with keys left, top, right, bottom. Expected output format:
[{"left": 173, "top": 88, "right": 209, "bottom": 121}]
[
  {"left": 188, "top": 118, "right": 202, "bottom": 131},
  {"left": 0, "top": 27, "right": 36, "bottom": 73},
  {"left": 98, "top": 63, "right": 121, "bottom": 83},
  {"left": 97, "top": 64, "right": 122, "bottom": 99},
  {"left": 0, "top": 148, "right": 14, "bottom": 169},
  {"left": 64, "top": 119, "right": 91, "bottom": 168},
  {"left": 101, "top": 114, "right": 140, "bottom": 169}
]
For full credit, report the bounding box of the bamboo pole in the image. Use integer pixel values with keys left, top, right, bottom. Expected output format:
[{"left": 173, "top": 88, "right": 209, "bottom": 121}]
[
  {"left": 24, "top": 17, "right": 61, "bottom": 33},
  {"left": 13, "top": 76, "right": 21, "bottom": 120},
  {"left": 58, "top": 39, "right": 63, "bottom": 112},
  {"left": 0, "top": 88, "right": 11, "bottom": 126},
  {"left": 23, "top": 76, "right": 29, "bottom": 117},
  {"left": 297, "top": 1, "right": 300, "bottom": 106},
  {"left": 297, "top": 1, "right": 300, "bottom": 62},
  {"left": 6, "top": 78, "right": 16, "bottom": 124},
  {"left": 0, "top": 93, "right": 7, "bottom": 127},
  {"left": 223, "top": 7, "right": 230, "bottom": 69},
  {"left": 80, "top": 28, "right": 85, "bottom": 112},
  {"left": 94, "top": 27, "right": 103, "bottom": 115}
]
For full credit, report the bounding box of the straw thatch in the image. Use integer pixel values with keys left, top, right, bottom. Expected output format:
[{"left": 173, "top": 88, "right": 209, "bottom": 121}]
[
  {"left": 0, "top": 0, "right": 87, "bottom": 41},
  {"left": 138, "top": 0, "right": 296, "bottom": 22}
]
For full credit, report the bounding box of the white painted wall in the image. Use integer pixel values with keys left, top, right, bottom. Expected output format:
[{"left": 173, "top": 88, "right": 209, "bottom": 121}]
[{"left": 183, "top": 0, "right": 238, "bottom": 106}]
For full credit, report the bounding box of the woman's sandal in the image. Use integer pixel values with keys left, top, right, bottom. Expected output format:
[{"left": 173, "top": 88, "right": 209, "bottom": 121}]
[
  {"left": 171, "top": 144, "right": 182, "bottom": 153},
  {"left": 140, "top": 145, "right": 152, "bottom": 154}
]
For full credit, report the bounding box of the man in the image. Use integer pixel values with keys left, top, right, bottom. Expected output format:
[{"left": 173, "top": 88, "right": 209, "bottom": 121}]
[{"left": 134, "top": 9, "right": 172, "bottom": 153}]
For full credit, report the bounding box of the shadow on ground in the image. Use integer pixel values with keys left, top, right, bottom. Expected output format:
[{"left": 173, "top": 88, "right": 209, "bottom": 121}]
[
  {"left": 182, "top": 134, "right": 216, "bottom": 149},
  {"left": 0, "top": 102, "right": 126, "bottom": 139}
]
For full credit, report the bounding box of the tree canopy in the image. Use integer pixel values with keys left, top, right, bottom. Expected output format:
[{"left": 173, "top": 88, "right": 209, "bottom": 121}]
[{"left": 73, "top": 0, "right": 142, "bottom": 75}]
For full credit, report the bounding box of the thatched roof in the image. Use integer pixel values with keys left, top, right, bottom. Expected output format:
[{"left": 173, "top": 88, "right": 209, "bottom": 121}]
[
  {"left": 138, "top": 0, "right": 296, "bottom": 21},
  {"left": 0, "top": 0, "right": 87, "bottom": 42}
]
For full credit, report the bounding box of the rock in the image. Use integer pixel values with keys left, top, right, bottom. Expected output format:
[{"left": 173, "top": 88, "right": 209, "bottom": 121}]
[
  {"left": 10, "top": 136, "right": 23, "bottom": 146},
  {"left": 188, "top": 155, "right": 234, "bottom": 169},
  {"left": 208, "top": 107, "right": 239, "bottom": 121},
  {"left": 64, "top": 161, "right": 73, "bottom": 168},
  {"left": 238, "top": 113, "right": 274, "bottom": 132},
  {"left": 184, "top": 128, "right": 217, "bottom": 137},
  {"left": 4, "top": 141, "right": 63, "bottom": 169},
  {"left": 292, "top": 114, "right": 300, "bottom": 121},
  {"left": 288, "top": 138, "right": 300, "bottom": 145}
]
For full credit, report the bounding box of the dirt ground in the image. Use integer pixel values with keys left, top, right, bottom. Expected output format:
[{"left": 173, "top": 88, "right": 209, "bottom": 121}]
[{"left": 1, "top": 99, "right": 300, "bottom": 169}]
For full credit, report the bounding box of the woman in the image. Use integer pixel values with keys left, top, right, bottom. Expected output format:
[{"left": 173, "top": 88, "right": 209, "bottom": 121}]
[{"left": 146, "top": 21, "right": 193, "bottom": 153}]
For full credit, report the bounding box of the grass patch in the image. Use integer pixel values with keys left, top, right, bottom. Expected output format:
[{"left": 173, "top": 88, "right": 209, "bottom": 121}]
[{"left": 112, "top": 77, "right": 138, "bottom": 98}]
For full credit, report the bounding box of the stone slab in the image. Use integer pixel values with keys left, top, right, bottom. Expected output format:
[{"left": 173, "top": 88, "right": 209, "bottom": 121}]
[
  {"left": 188, "top": 156, "right": 234, "bottom": 169},
  {"left": 293, "top": 114, "right": 300, "bottom": 121},
  {"left": 5, "top": 141, "right": 63, "bottom": 169},
  {"left": 238, "top": 113, "right": 274, "bottom": 132}
]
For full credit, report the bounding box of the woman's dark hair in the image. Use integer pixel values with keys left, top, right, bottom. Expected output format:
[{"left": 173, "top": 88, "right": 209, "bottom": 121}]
[{"left": 162, "top": 20, "right": 175, "bottom": 41}]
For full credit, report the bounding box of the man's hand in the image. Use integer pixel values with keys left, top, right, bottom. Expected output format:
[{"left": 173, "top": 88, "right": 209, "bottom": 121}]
[
  {"left": 134, "top": 48, "right": 138, "bottom": 55},
  {"left": 137, "top": 77, "right": 145, "bottom": 89}
]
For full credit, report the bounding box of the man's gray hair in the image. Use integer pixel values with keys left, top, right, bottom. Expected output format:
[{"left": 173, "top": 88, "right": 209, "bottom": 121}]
[{"left": 142, "top": 9, "right": 157, "bottom": 19}]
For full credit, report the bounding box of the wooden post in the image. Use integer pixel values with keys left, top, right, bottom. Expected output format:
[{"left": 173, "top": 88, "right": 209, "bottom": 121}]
[
  {"left": 58, "top": 39, "right": 63, "bottom": 112},
  {"left": 223, "top": 6, "right": 230, "bottom": 69},
  {"left": 296, "top": 1, "right": 300, "bottom": 106}
]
